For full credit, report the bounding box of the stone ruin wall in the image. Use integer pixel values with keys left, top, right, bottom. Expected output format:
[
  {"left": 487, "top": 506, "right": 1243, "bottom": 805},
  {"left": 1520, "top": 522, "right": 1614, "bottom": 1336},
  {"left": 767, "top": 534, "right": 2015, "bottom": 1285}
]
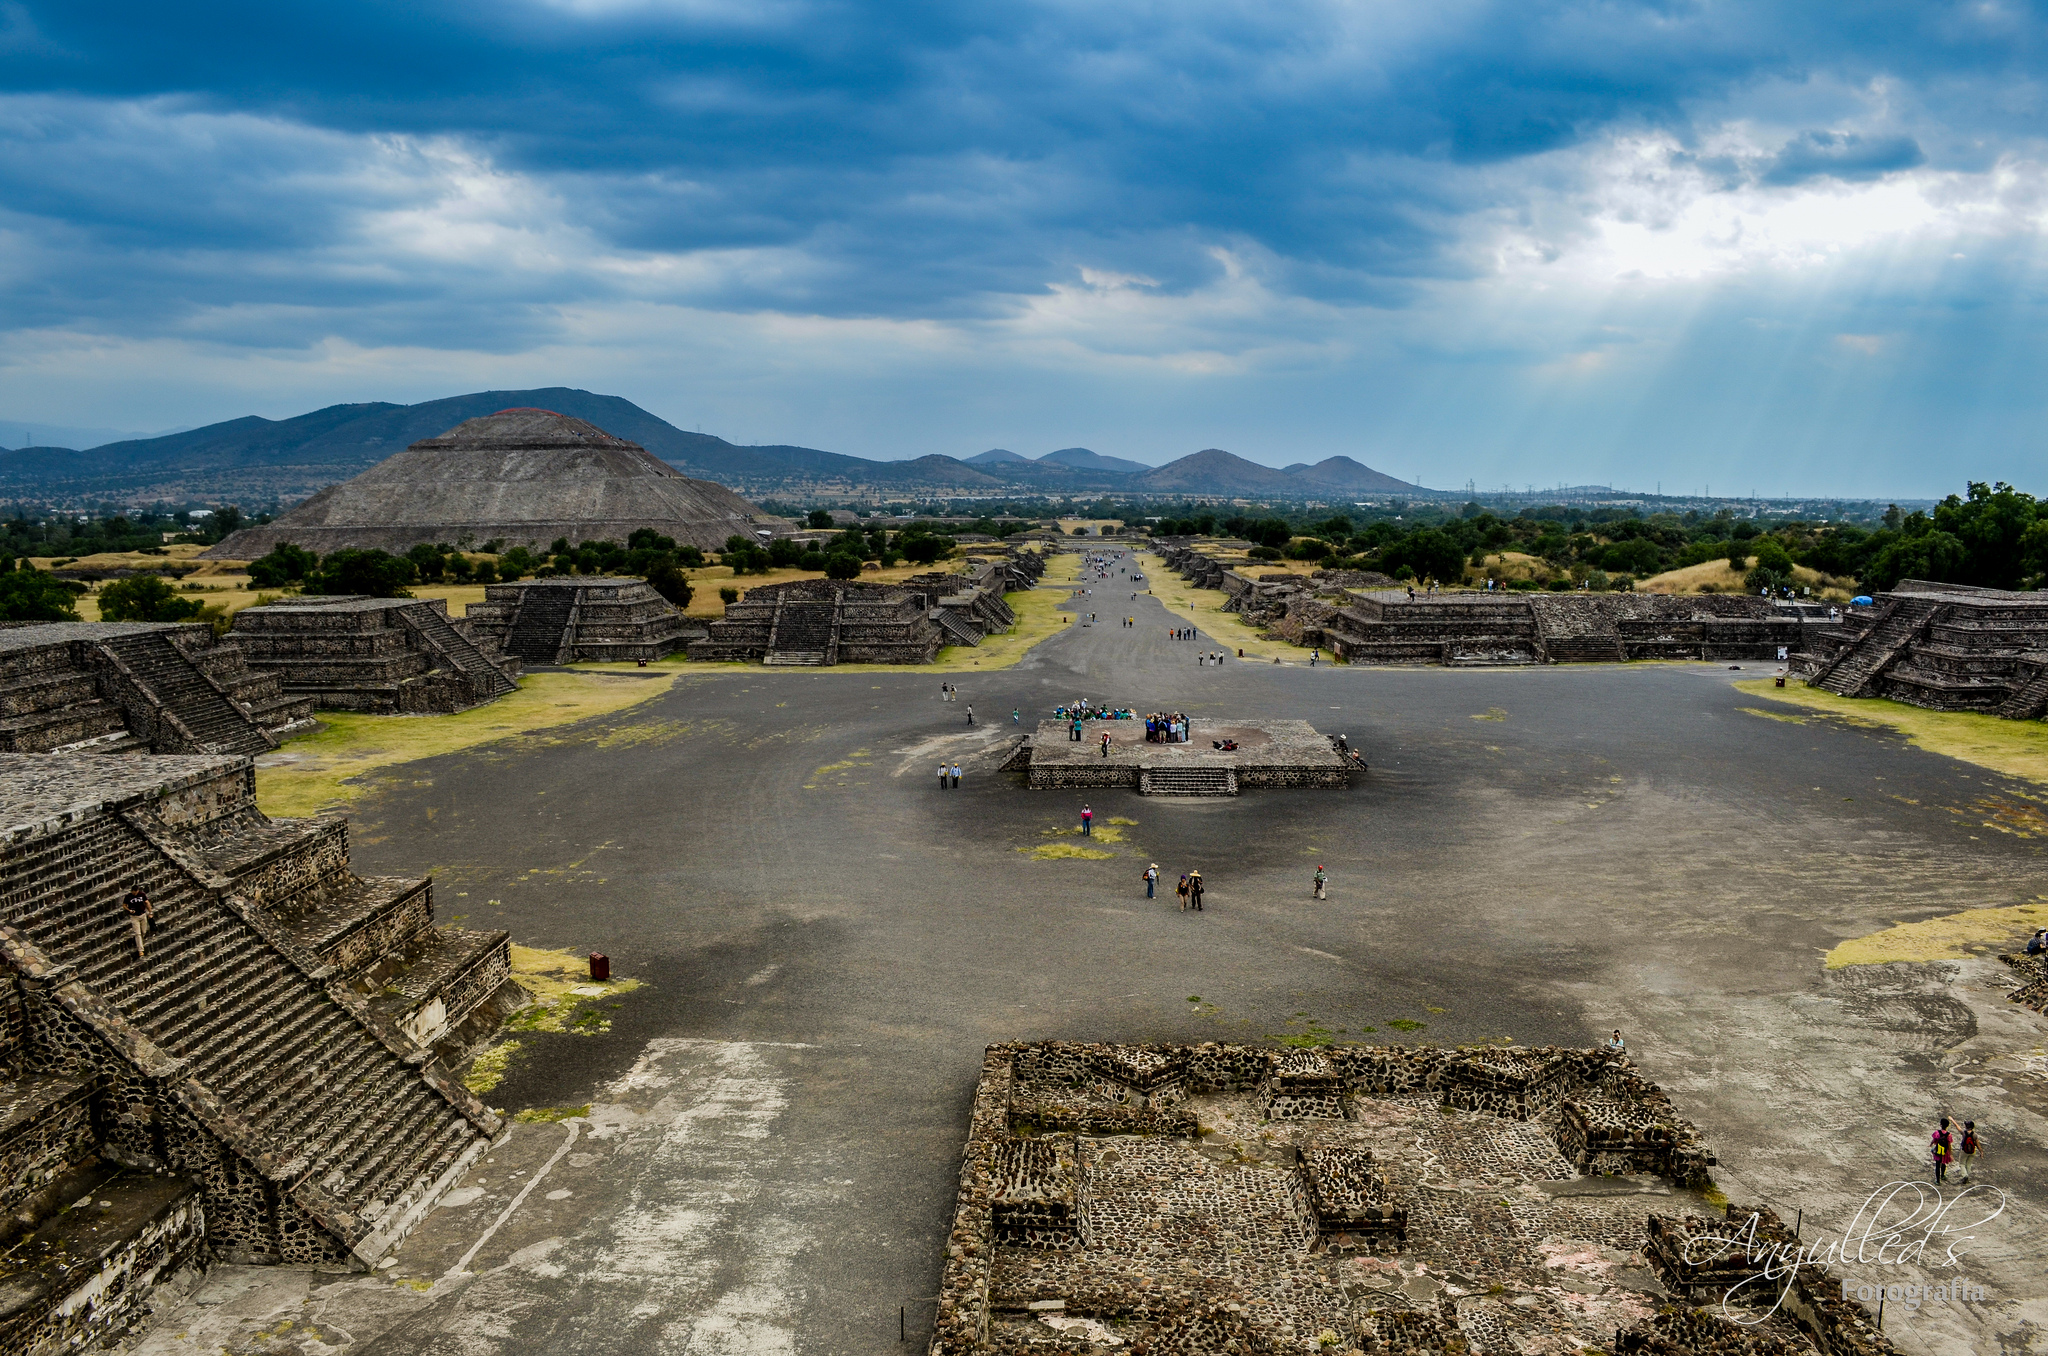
[{"left": 928, "top": 1041, "right": 1897, "bottom": 1356}]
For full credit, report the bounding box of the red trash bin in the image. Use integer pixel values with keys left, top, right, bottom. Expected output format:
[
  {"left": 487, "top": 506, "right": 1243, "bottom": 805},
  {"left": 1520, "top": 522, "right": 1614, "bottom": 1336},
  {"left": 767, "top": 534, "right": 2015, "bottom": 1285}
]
[{"left": 589, "top": 952, "right": 610, "bottom": 982}]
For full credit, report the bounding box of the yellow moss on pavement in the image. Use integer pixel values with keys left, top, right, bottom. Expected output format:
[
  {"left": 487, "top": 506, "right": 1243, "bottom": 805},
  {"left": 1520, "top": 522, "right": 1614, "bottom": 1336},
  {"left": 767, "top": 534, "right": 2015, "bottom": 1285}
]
[
  {"left": 1735, "top": 679, "right": 2048, "bottom": 784},
  {"left": 1019, "top": 843, "right": 1116, "bottom": 860},
  {"left": 254, "top": 671, "right": 680, "bottom": 816},
  {"left": 1825, "top": 900, "right": 2048, "bottom": 968}
]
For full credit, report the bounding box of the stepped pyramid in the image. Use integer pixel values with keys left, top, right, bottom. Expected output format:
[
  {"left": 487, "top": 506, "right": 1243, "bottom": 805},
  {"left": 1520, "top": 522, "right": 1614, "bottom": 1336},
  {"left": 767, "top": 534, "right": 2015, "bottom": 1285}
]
[
  {"left": 204, "top": 407, "right": 785, "bottom": 558},
  {"left": 0, "top": 754, "right": 526, "bottom": 1346}
]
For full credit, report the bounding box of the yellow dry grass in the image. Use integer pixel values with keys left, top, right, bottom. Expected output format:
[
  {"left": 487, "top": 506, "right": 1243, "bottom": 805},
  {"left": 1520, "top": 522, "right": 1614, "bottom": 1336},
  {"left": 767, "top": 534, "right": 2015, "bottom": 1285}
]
[
  {"left": 1019, "top": 842, "right": 1116, "bottom": 860},
  {"left": 463, "top": 946, "right": 646, "bottom": 1094},
  {"left": 1825, "top": 900, "right": 2048, "bottom": 968},
  {"left": 254, "top": 671, "right": 680, "bottom": 817},
  {"left": 1636, "top": 560, "right": 1849, "bottom": 597},
  {"left": 1734, "top": 679, "right": 2048, "bottom": 785},
  {"left": 1138, "top": 549, "right": 1316, "bottom": 663},
  {"left": 1475, "top": 551, "right": 1552, "bottom": 584}
]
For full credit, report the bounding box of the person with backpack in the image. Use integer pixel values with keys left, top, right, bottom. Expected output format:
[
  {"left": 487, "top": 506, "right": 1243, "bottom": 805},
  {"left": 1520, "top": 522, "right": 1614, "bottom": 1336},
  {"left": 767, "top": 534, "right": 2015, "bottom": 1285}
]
[
  {"left": 1144, "top": 864, "right": 1158, "bottom": 899},
  {"left": 1960, "top": 1121, "right": 1980, "bottom": 1182},
  {"left": 1313, "top": 865, "right": 1327, "bottom": 900},
  {"left": 1176, "top": 873, "right": 1190, "bottom": 911},
  {"left": 1931, "top": 1117, "right": 1954, "bottom": 1184},
  {"left": 1188, "top": 870, "right": 1204, "bottom": 911},
  {"left": 938, "top": 760, "right": 949, "bottom": 790}
]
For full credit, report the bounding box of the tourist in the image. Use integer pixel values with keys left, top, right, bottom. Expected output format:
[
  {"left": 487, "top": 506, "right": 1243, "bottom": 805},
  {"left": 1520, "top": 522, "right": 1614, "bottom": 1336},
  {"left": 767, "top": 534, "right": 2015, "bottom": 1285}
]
[
  {"left": 1313, "top": 865, "right": 1326, "bottom": 900},
  {"left": 1012, "top": 709, "right": 1020, "bottom": 725},
  {"left": 1100, "top": 731, "right": 1111, "bottom": 758},
  {"left": 1604, "top": 1029, "right": 1625, "bottom": 1056},
  {"left": 122, "top": 884, "right": 153, "bottom": 961},
  {"left": 1960, "top": 1121, "right": 1981, "bottom": 1181},
  {"left": 952, "top": 762, "right": 962, "bottom": 789},
  {"left": 1931, "top": 1117, "right": 1954, "bottom": 1184},
  {"left": 2028, "top": 929, "right": 2048, "bottom": 956},
  {"left": 965, "top": 704, "right": 974, "bottom": 726},
  {"left": 1144, "top": 863, "right": 1158, "bottom": 899},
  {"left": 1188, "top": 870, "right": 1205, "bottom": 911},
  {"left": 1081, "top": 804, "right": 1093, "bottom": 836},
  {"left": 1176, "top": 873, "right": 1190, "bottom": 910},
  {"left": 938, "top": 760, "right": 949, "bottom": 790}
]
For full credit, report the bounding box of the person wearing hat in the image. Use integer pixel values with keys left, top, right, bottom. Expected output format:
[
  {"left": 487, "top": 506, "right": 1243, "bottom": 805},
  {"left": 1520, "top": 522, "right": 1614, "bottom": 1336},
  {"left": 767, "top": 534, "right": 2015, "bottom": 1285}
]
[
  {"left": 1313, "top": 865, "right": 1326, "bottom": 900},
  {"left": 1144, "top": 863, "right": 1158, "bottom": 899},
  {"left": 1188, "top": 870, "right": 1204, "bottom": 911}
]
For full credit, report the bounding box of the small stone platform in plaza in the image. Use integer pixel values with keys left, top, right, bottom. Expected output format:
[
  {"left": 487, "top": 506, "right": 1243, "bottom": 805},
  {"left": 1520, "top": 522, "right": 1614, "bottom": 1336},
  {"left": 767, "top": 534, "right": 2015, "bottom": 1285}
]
[
  {"left": 931, "top": 1041, "right": 1897, "bottom": 1356},
  {"left": 1010, "top": 718, "right": 1352, "bottom": 795}
]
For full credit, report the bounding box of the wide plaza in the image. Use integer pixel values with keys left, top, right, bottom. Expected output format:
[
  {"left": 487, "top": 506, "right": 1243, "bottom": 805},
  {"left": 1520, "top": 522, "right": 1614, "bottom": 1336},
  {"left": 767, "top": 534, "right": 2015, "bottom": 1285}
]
[{"left": 141, "top": 555, "right": 2048, "bottom": 1355}]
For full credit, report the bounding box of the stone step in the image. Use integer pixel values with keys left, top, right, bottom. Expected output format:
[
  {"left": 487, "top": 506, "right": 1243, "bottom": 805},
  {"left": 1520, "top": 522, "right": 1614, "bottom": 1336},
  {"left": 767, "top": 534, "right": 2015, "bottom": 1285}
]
[
  {"left": 763, "top": 651, "right": 827, "bottom": 666},
  {"left": 1139, "top": 765, "right": 1238, "bottom": 796}
]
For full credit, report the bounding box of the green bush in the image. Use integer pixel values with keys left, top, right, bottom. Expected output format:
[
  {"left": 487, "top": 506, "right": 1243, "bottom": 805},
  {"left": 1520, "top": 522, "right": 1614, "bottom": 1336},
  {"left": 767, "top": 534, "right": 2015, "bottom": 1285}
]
[
  {"left": 719, "top": 586, "right": 740, "bottom": 604},
  {"left": 902, "top": 536, "right": 947, "bottom": 565},
  {"left": 472, "top": 558, "right": 498, "bottom": 585},
  {"left": 807, "top": 510, "right": 834, "bottom": 529},
  {"left": 825, "top": 553, "right": 863, "bottom": 580},
  {"left": 304, "top": 549, "right": 415, "bottom": 598},
  {"left": 99, "top": 574, "right": 203, "bottom": 622},
  {"left": 0, "top": 566, "right": 80, "bottom": 621},
  {"left": 246, "top": 543, "right": 318, "bottom": 589},
  {"left": 1246, "top": 545, "right": 1282, "bottom": 561},
  {"left": 645, "top": 562, "right": 692, "bottom": 608},
  {"left": 798, "top": 549, "right": 828, "bottom": 571}
]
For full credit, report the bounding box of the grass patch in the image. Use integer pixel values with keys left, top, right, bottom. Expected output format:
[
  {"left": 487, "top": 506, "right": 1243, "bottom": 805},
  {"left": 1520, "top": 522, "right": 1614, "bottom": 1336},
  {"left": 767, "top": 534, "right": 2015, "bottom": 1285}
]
[
  {"left": 1824, "top": 899, "right": 2048, "bottom": 968},
  {"left": 507, "top": 945, "right": 644, "bottom": 1034},
  {"left": 1385, "top": 1018, "right": 1428, "bottom": 1032},
  {"left": 513, "top": 1104, "right": 590, "bottom": 1123},
  {"left": 1019, "top": 843, "right": 1116, "bottom": 860},
  {"left": 1736, "top": 679, "right": 2048, "bottom": 784},
  {"left": 1108, "top": 816, "right": 1139, "bottom": 825},
  {"left": 464, "top": 1039, "right": 521, "bottom": 1094},
  {"left": 1471, "top": 708, "right": 1507, "bottom": 722},
  {"left": 254, "top": 671, "right": 682, "bottom": 817},
  {"left": 1738, "top": 706, "right": 1807, "bottom": 725}
]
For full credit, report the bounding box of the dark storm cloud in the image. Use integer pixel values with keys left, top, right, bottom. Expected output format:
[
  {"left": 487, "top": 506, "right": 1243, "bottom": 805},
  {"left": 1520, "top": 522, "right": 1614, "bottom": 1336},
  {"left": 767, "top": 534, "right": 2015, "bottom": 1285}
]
[{"left": 0, "top": 0, "right": 2041, "bottom": 339}]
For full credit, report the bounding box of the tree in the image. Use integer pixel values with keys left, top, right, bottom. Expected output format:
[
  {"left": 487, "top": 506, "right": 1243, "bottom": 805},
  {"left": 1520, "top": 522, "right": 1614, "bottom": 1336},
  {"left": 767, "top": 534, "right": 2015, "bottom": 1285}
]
[
  {"left": 304, "top": 549, "right": 415, "bottom": 597},
  {"left": 1749, "top": 539, "right": 1795, "bottom": 577},
  {"left": 0, "top": 566, "right": 79, "bottom": 621},
  {"left": 645, "top": 562, "right": 692, "bottom": 608},
  {"left": 246, "top": 543, "right": 319, "bottom": 588},
  {"left": 902, "top": 535, "right": 947, "bottom": 565},
  {"left": 807, "top": 509, "right": 834, "bottom": 529},
  {"left": 1378, "top": 528, "right": 1466, "bottom": 585},
  {"left": 98, "top": 574, "right": 204, "bottom": 622},
  {"left": 825, "top": 553, "right": 863, "bottom": 580}
]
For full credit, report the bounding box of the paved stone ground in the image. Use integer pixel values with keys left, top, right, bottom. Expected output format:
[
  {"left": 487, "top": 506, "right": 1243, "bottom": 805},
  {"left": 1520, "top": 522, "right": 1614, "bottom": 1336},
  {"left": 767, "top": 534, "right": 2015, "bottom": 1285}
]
[{"left": 132, "top": 549, "right": 2048, "bottom": 1355}]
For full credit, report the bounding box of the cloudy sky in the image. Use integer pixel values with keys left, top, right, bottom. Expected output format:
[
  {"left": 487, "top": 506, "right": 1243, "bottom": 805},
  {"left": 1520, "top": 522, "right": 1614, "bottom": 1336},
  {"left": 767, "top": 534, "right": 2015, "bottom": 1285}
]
[{"left": 2, "top": 1, "right": 2044, "bottom": 495}]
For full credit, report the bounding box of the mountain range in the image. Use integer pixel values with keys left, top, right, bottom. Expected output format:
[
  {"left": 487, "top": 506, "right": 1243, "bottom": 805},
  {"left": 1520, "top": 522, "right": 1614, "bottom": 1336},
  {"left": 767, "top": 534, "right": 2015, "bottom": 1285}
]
[{"left": 0, "top": 388, "right": 1427, "bottom": 505}]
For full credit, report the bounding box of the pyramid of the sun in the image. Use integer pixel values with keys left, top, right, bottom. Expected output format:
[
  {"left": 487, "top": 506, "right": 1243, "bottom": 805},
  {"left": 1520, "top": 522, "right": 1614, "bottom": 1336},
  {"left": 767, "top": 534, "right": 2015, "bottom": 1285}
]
[{"left": 204, "top": 407, "right": 782, "bottom": 557}]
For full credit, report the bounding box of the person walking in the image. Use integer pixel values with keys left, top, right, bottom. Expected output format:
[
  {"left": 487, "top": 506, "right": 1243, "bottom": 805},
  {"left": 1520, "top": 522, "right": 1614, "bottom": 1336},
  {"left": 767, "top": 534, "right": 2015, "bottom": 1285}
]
[
  {"left": 1960, "top": 1121, "right": 1980, "bottom": 1182},
  {"left": 938, "top": 760, "right": 950, "bottom": 790},
  {"left": 1012, "top": 709, "right": 1020, "bottom": 725},
  {"left": 1188, "top": 870, "right": 1204, "bottom": 911},
  {"left": 1932, "top": 1117, "right": 1954, "bottom": 1184},
  {"left": 1313, "top": 865, "right": 1326, "bottom": 900},
  {"left": 1099, "top": 731, "right": 1111, "bottom": 758},
  {"left": 951, "top": 762, "right": 962, "bottom": 789},
  {"left": 965, "top": 704, "right": 974, "bottom": 726},
  {"left": 123, "top": 883, "right": 153, "bottom": 960},
  {"left": 1176, "top": 873, "right": 1190, "bottom": 911},
  {"left": 1144, "top": 863, "right": 1158, "bottom": 899},
  {"left": 1081, "top": 804, "right": 1093, "bottom": 836}
]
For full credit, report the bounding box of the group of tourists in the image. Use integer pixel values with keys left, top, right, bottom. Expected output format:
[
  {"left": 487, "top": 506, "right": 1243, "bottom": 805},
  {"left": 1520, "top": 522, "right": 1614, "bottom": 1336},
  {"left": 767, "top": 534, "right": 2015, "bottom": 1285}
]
[
  {"left": 1145, "top": 712, "right": 1191, "bottom": 743},
  {"left": 1198, "top": 651, "right": 1227, "bottom": 666},
  {"left": 1055, "top": 700, "right": 1134, "bottom": 722},
  {"left": 1138, "top": 863, "right": 1207, "bottom": 910},
  {"left": 1930, "top": 1116, "right": 1984, "bottom": 1184},
  {"left": 1170, "top": 627, "right": 1198, "bottom": 640},
  {"left": 935, "top": 761, "right": 963, "bottom": 789}
]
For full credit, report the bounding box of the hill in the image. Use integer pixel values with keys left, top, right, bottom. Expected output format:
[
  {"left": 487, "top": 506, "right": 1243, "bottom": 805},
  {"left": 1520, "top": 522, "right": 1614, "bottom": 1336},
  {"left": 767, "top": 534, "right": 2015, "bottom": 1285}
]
[
  {"left": 0, "top": 388, "right": 1436, "bottom": 504},
  {"left": 1136, "top": 448, "right": 1304, "bottom": 495},
  {"left": 1038, "top": 447, "right": 1152, "bottom": 475}
]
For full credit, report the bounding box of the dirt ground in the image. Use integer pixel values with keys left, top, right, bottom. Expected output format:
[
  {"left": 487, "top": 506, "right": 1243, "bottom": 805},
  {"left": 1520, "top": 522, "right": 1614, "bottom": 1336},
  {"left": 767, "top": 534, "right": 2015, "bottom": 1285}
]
[{"left": 133, "top": 549, "right": 2048, "bottom": 1355}]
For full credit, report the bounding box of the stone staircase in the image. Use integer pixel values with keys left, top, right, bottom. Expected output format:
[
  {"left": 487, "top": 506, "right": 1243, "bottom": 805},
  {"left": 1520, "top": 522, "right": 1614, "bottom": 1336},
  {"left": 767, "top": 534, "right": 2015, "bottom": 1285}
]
[
  {"left": 504, "top": 586, "right": 578, "bottom": 664},
  {"left": 0, "top": 810, "right": 493, "bottom": 1264},
  {"left": 1997, "top": 654, "right": 2048, "bottom": 720},
  {"left": 766, "top": 599, "right": 836, "bottom": 666},
  {"left": 1813, "top": 596, "right": 1943, "bottom": 696},
  {"left": 396, "top": 605, "right": 519, "bottom": 700},
  {"left": 100, "top": 631, "right": 272, "bottom": 755},
  {"left": 929, "top": 605, "right": 986, "bottom": 647},
  {"left": 1139, "top": 765, "right": 1238, "bottom": 796}
]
